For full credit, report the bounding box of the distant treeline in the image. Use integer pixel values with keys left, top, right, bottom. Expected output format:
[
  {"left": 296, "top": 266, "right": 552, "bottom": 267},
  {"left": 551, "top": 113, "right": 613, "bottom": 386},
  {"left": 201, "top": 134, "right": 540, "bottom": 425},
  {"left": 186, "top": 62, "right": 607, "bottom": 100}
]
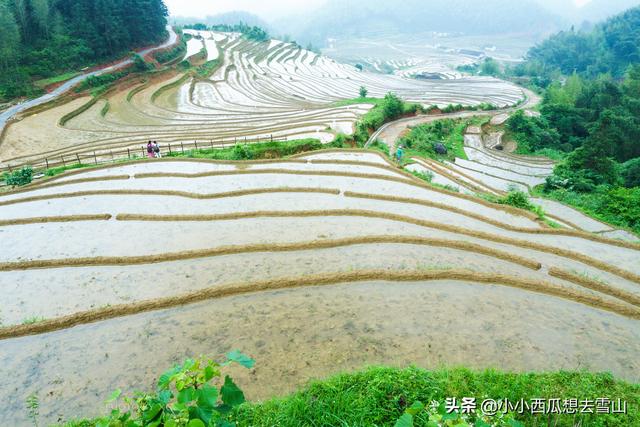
[
  {"left": 0, "top": 0, "right": 168, "bottom": 101},
  {"left": 183, "top": 22, "right": 269, "bottom": 42}
]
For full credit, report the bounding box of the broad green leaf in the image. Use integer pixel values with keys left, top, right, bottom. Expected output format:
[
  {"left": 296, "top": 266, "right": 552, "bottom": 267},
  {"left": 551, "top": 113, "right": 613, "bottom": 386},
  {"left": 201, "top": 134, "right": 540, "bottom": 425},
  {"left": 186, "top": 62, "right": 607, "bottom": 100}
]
[
  {"left": 406, "top": 401, "right": 424, "bottom": 416},
  {"left": 226, "top": 350, "right": 255, "bottom": 369},
  {"left": 475, "top": 419, "right": 491, "bottom": 427},
  {"left": 426, "top": 421, "right": 438, "bottom": 427},
  {"left": 178, "top": 387, "right": 196, "bottom": 404},
  {"left": 158, "top": 365, "right": 181, "bottom": 390},
  {"left": 216, "top": 421, "right": 235, "bottom": 427},
  {"left": 204, "top": 365, "right": 217, "bottom": 381},
  {"left": 142, "top": 403, "right": 162, "bottom": 421},
  {"left": 187, "top": 420, "right": 206, "bottom": 427},
  {"left": 197, "top": 385, "right": 218, "bottom": 408},
  {"left": 220, "top": 375, "right": 245, "bottom": 407},
  {"left": 158, "top": 390, "right": 172, "bottom": 405},
  {"left": 442, "top": 411, "right": 459, "bottom": 421},
  {"left": 393, "top": 413, "right": 413, "bottom": 427},
  {"left": 193, "top": 405, "right": 215, "bottom": 425},
  {"left": 165, "top": 420, "right": 178, "bottom": 427},
  {"left": 508, "top": 420, "right": 525, "bottom": 427}
]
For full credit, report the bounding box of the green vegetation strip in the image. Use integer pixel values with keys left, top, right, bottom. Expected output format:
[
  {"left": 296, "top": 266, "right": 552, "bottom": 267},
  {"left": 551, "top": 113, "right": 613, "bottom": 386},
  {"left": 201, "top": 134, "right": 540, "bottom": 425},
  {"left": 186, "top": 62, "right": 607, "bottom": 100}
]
[
  {"left": 231, "top": 367, "right": 639, "bottom": 427},
  {"left": 150, "top": 73, "right": 191, "bottom": 102},
  {"left": 59, "top": 96, "right": 102, "bottom": 126},
  {"left": 2, "top": 269, "right": 638, "bottom": 341}
]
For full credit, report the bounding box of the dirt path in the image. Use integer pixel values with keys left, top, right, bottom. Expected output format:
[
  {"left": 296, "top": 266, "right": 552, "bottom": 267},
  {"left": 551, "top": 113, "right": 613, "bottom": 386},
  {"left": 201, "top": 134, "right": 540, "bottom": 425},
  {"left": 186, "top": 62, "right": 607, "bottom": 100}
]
[{"left": 0, "top": 26, "right": 178, "bottom": 135}]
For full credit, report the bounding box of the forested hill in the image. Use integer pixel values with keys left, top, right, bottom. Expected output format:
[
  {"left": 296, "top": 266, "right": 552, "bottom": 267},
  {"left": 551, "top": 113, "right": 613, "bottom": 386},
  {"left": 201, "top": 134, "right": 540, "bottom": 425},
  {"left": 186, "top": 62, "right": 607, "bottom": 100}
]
[
  {"left": 503, "top": 6, "right": 640, "bottom": 234},
  {"left": 519, "top": 6, "right": 640, "bottom": 80},
  {"left": 0, "top": 0, "right": 168, "bottom": 101}
]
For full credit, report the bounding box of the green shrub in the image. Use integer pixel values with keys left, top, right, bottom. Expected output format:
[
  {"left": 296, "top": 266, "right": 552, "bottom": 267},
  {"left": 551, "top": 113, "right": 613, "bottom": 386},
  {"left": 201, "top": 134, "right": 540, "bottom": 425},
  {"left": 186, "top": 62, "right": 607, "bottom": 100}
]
[
  {"left": 62, "top": 352, "right": 254, "bottom": 427},
  {"left": 3, "top": 167, "right": 33, "bottom": 186},
  {"left": 496, "top": 190, "right": 545, "bottom": 218}
]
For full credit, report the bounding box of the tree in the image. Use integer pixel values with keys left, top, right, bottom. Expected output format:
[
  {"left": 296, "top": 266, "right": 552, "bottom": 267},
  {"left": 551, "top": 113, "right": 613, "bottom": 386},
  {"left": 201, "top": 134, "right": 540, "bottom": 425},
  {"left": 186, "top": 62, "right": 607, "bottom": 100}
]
[
  {"left": 480, "top": 57, "right": 500, "bottom": 76},
  {"left": 0, "top": 0, "right": 169, "bottom": 101},
  {"left": 0, "top": 2, "right": 20, "bottom": 71},
  {"left": 382, "top": 92, "right": 404, "bottom": 121},
  {"left": 359, "top": 86, "right": 368, "bottom": 98}
]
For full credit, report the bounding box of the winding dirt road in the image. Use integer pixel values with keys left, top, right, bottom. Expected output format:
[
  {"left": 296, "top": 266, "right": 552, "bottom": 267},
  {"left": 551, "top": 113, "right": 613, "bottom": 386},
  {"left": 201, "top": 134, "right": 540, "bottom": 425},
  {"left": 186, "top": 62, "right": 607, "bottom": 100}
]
[{"left": 0, "top": 26, "right": 178, "bottom": 134}]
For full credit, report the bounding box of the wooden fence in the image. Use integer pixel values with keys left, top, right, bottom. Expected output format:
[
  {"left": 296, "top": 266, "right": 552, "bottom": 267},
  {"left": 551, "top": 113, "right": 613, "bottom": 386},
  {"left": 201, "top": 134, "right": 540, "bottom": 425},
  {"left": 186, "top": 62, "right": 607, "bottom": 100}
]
[{"left": 0, "top": 134, "right": 287, "bottom": 182}]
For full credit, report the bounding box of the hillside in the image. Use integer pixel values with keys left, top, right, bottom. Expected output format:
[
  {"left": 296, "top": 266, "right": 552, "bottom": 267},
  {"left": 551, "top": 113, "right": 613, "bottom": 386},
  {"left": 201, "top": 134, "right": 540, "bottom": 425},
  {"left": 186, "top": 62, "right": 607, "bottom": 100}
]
[
  {"left": 274, "top": 0, "right": 564, "bottom": 46},
  {"left": 0, "top": 0, "right": 168, "bottom": 101},
  {"left": 523, "top": 5, "right": 640, "bottom": 78}
]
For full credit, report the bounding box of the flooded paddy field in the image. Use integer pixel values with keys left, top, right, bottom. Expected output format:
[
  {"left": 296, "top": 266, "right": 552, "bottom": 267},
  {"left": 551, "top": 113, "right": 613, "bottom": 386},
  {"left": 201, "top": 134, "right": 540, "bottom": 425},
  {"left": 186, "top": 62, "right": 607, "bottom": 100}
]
[
  {"left": 0, "top": 31, "right": 525, "bottom": 167},
  {"left": 2, "top": 280, "right": 638, "bottom": 425},
  {"left": 1, "top": 153, "right": 639, "bottom": 425}
]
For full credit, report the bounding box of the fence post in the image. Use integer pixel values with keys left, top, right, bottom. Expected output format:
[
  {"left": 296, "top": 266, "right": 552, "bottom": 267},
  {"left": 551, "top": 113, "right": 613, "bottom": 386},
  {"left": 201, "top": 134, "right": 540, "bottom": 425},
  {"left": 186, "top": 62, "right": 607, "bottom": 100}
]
[
  {"left": 45, "top": 158, "right": 49, "bottom": 169},
  {"left": 110, "top": 150, "right": 114, "bottom": 160},
  {"left": 61, "top": 156, "right": 66, "bottom": 166},
  {"left": 168, "top": 143, "right": 172, "bottom": 154},
  {"left": 210, "top": 139, "right": 213, "bottom": 149},
  {"left": 181, "top": 142, "right": 184, "bottom": 153},
  {"left": 94, "top": 152, "right": 98, "bottom": 164},
  {"left": 127, "top": 148, "right": 131, "bottom": 159},
  {"left": 76, "top": 153, "right": 81, "bottom": 165},
  {"left": 142, "top": 147, "right": 145, "bottom": 158},
  {"left": 195, "top": 140, "right": 198, "bottom": 150},
  {"left": 271, "top": 134, "right": 273, "bottom": 142}
]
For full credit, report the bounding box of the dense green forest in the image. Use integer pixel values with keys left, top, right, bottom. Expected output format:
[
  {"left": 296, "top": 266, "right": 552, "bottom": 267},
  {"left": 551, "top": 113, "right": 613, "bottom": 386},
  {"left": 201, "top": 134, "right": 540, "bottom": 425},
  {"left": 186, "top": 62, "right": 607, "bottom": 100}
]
[
  {"left": 513, "top": 6, "right": 640, "bottom": 84},
  {"left": 507, "top": 6, "right": 640, "bottom": 233},
  {"left": 0, "top": 0, "right": 168, "bottom": 101}
]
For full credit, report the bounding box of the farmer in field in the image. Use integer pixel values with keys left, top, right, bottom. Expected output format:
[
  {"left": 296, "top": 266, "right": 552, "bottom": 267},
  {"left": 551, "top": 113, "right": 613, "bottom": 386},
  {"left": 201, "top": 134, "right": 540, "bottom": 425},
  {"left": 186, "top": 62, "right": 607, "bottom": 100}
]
[
  {"left": 153, "top": 141, "right": 161, "bottom": 158},
  {"left": 395, "top": 145, "right": 404, "bottom": 163},
  {"left": 146, "top": 141, "right": 155, "bottom": 158}
]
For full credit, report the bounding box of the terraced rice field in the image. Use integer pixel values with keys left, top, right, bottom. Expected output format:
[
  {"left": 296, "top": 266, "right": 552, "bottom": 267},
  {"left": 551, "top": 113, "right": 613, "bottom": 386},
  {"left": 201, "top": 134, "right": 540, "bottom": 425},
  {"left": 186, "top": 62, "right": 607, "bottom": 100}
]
[
  {"left": 1, "top": 150, "right": 639, "bottom": 425},
  {"left": 0, "top": 31, "right": 524, "bottom": 168},
  {"left": 324, "top": 31, "right": 537, "bottom": 78}
]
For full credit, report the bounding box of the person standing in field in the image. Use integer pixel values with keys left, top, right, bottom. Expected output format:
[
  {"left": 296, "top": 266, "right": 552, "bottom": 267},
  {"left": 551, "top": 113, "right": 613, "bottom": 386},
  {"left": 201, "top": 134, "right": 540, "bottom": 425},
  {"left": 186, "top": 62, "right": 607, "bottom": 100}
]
[
  {"left": 396, "top": 145, "right": 404, "bottom": 163},
  {"left": 146, "top": 141, "right": 155, "bottom": 158},
  {"left": 153, "top": 141, "right": 161, "bottom": 158}
]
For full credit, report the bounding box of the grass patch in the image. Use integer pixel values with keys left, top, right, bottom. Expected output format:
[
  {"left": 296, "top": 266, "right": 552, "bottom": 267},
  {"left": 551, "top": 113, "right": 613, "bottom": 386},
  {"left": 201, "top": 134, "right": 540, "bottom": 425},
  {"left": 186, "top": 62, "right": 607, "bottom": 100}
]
[
  {"left": 535, "top": 186, "right": 640, "bottom": 236},
  {"left": 34, "top": 71, "right": 81, "bottom": 89},
  {"left": 44, "top": 162, "right": 95, "bottom": 177},
  {"left": 484, "top": 189, "right": 546, "bottom": 219},
  {"left": 410, "top": 169, "right": 460, "bottom": 193},
  {"left": 399, "top": 117, "right": 488, "bottom": 162},
  {"left": 165, "top": 138, "right": 346, "bottom": 161},
  {"left": 233, "top": 366, "right": 638, "bottom": 426},
  {"left": 99, "top": 100, "right": 110, "bottom": 117},
  {"left": 331, "top": 97, "right": 384, "bottom": 108},
  {"left": 22, "top": 316, "right": 45, "bottom": 325},
  {"left": 58, "top": 366, "right": 640, "bottom": 426}
]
